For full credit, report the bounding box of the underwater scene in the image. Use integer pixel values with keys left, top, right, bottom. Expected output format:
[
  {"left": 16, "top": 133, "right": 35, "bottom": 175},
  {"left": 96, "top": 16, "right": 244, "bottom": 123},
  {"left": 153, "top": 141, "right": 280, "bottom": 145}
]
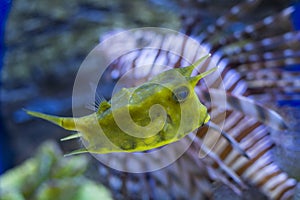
[{"left": 1, "top": 0, "right": 300, "bottom": 199}]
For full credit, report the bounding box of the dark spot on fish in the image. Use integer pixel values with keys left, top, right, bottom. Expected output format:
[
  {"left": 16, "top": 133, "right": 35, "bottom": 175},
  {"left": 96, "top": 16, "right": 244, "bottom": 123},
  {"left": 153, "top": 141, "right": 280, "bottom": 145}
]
[
  {"left": 158, "top": 131, "right": 166, "bottom": 142},
  {"left": 166, "top": 114, "right": 172, "bottom": 124},
  {"left": 120, "top": 139, "right": 136, "bottom": 150}
]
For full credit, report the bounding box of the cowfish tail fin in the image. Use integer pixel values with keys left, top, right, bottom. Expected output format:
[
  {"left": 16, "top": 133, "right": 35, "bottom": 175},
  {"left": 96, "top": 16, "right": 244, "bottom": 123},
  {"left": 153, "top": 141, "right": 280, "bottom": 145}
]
[{"left": 24, "top": 109, "right": 77, "bottom": 131}]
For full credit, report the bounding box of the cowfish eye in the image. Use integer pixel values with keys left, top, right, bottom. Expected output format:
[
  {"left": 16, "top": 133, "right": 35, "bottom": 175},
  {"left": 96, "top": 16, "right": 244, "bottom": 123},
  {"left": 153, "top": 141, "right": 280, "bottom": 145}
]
[{"left": 172, "top": 86, "right": 190, "bottom": 103}]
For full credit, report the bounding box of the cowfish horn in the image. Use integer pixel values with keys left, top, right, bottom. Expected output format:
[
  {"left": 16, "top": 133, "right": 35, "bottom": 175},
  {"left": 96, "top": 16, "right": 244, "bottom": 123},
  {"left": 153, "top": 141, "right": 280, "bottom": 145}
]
[
  {"left": 188, "top": 67, "right": 217, "bottom": 87},
  {"left": 176, "top": 54, "right": 211, "bottom": 77}
]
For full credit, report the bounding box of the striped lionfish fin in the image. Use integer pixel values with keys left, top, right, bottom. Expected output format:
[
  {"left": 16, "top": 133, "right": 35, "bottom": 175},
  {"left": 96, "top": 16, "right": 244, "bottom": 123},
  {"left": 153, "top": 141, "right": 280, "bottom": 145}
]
[
  {"left": 203, "top": 89, "right": 288, "bottom": 130},
  {"left": 196, "top": 107, "right": 298, "bottom": 200},
  {"left": 208, "top": 6, "right": 295, "bottom": 53},
  {"left": 194, "top": 0, "right": 261, "bottom": 44},
  {"left": 90, "top": 1, "right": 300, "bottom": 198},
  {"left": 205, "top": 122, "right": 250, "bottom": 159}
]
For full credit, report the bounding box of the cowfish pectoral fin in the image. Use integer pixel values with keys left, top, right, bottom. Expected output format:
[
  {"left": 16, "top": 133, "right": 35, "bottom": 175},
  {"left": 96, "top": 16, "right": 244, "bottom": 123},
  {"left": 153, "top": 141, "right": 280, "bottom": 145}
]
[
  {"left": 97, "top": 101, "right": 111, "bottom": 114},
  {"left": 24, "top": 109, "right": 76, "bottom": 131},
  {"left": 64, "top": 147, "right": 89, "bottom": 157}
]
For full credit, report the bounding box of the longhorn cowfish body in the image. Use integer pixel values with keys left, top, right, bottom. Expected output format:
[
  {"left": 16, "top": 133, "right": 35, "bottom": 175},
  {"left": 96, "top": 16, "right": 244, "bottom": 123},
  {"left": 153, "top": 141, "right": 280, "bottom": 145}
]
[{"left": 26, "top": 56, "right": 215, "bottom": 155}]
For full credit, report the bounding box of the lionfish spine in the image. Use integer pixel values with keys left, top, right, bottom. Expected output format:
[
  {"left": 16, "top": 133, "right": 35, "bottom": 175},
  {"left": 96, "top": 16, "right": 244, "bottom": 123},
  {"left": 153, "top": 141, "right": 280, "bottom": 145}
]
[
  {"left": 196, "top": 0, "right": 261, "bottom": 44},
  {"left": 237, "top": 32, "right": 300, "bottom": 55},
  {"left": 198, "top": 57, "right": 298, "bottom": 199},
  {"left": 246, "top": 78, "right": 300, "bottom": 94},
  {"left": 228, "top": 7, "right": 295, "bottom": 46},
  {"left": 203, "top": 89, "right": 288, "bottom": 130},
  {"left": 198, "top": 106, "right": 297, "bottom": 199},
  {"left": 199, "top": 6, "right": 295, "bottom": 53},
  {"left": 207, "top": 10, "right": 298, "bottom": 200},
  {"left": 193, "top": 1, "right": 300, "bottom": 195},
  {"left": 235, "top": 49, "right": 300, "bottom": 67}
]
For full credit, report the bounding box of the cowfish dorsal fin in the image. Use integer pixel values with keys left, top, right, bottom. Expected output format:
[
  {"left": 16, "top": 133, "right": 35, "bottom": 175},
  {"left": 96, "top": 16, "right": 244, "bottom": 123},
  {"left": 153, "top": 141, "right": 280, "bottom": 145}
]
[{"left": 97, "top": 101, "right": 111, "bottom": 114}]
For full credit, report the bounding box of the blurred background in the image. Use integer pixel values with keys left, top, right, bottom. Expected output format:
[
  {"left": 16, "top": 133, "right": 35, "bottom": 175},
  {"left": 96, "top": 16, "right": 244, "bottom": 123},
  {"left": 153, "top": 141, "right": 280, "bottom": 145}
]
[
  {"left": 1, "top": 0, "right": 299, "bottom": 199},
  {"left": 0, "top": 0, "right": 181, "bottom": 170}
]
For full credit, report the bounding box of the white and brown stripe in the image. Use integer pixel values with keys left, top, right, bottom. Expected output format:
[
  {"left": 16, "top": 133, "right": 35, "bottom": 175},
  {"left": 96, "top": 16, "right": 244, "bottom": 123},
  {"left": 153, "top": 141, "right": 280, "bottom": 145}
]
[
  {"left": 96, "top": 0, "right": 300, "bottom": 199},
  {"left": 186, "top": 0, "right": 300, "bottom": 199}
]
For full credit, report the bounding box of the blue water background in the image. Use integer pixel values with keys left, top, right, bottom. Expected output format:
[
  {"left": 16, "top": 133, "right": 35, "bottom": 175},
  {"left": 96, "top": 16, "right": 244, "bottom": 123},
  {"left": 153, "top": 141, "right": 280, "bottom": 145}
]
[{"left": 0, "top": 0, "right": 12, "bottom": 174}]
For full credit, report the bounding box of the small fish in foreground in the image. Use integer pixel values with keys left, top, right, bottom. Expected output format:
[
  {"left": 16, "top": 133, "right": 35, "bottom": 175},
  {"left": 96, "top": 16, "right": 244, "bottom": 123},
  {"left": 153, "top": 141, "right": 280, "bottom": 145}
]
[{"left": 25, "top": 55, "right": 245, "bottom": 156}]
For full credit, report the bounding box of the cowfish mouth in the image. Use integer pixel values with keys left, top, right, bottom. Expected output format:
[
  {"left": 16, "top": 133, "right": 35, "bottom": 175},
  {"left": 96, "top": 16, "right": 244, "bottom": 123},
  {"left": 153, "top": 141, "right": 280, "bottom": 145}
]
[{"left": 204, "top": 112, "right": 210, "bottom": 124}]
